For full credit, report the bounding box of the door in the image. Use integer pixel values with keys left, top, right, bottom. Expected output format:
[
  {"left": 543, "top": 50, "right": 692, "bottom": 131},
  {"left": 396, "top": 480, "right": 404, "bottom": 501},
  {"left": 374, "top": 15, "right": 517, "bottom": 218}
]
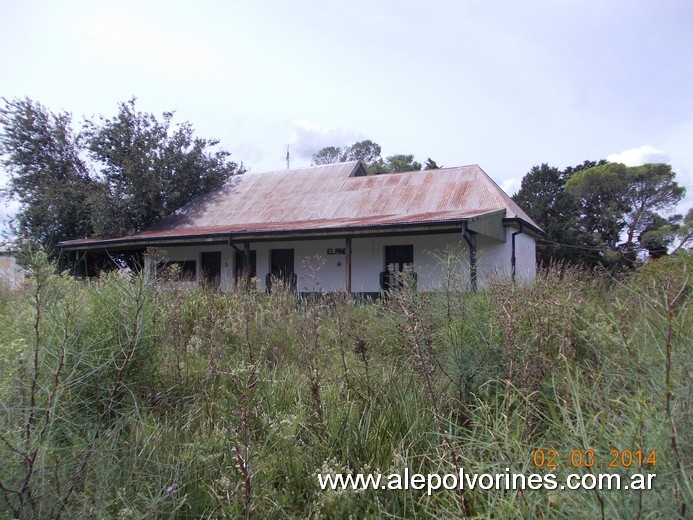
[
  {"left": 200, "top": 251, "right": 222, "bottom": 288},
  {"left": 270, "top": 249, "right": 294, "bottom": 280},
  {"left": 268, "top": 249, "right": 295, "bottom": 290},
  {"left": 234, "top": 250, "right": 257, "bottom": 280}
]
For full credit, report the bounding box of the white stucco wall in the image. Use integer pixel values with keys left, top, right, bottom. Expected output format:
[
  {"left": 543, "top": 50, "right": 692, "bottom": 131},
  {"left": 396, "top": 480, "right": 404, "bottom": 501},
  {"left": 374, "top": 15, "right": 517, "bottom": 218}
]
[
  {"left": 237, "top": 236, "right": 468, "bottom": 292},
  {"left": 514, "top": 231, "right": 537, "bottom": 283},
  {"left": 350, "top": 234, "right": 470, "bottom": 292},
  {"left": 476, "top": 227, "right": 537, "bottom": 285},
  {"left": 144, "top": 226, "right": 536, "bottom": 292}
]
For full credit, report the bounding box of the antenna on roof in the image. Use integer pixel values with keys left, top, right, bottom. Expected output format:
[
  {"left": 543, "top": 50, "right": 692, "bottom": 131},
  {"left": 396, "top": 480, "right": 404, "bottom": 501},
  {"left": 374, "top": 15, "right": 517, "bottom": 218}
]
[{"left": 286, "top": 144, "right": 290, "bottom": 169}]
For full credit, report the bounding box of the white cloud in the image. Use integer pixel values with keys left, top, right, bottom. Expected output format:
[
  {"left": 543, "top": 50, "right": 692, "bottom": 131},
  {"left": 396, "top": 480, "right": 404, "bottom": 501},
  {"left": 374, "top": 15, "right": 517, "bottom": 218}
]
[
  {"left": 501, "top": 177, "right": 521, "bottom": 196},
  {"left": 0, "top": 196, "right": 19, "bottom": 234},
  {"left": 289, "top": 121, "right": 363, "bottom": 161},
  {"left": 606, "top": 145, "right": 669, "bottom": 166}
]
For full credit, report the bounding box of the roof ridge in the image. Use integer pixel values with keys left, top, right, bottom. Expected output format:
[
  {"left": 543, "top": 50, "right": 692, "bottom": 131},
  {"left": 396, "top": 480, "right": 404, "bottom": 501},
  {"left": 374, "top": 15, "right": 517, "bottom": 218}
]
[
  {"left": 471, "top": 166, "right": 541, "bottom": 228},
  {"left": 245, "top": 160, "right": 361, "bottom": 176}
]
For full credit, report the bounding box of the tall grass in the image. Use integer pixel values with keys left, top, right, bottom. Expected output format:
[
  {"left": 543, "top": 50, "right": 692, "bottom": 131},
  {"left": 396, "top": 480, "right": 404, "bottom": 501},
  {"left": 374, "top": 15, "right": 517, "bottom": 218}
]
[{"left": 0, "top": 251, "right": 689, "bottom": 518}]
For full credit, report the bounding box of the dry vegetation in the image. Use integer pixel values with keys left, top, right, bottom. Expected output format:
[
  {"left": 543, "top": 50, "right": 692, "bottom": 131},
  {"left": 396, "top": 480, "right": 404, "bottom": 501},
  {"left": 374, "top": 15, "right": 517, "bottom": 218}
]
[{"left": 0, "top": 252, "right": 690, "bottom": 519}]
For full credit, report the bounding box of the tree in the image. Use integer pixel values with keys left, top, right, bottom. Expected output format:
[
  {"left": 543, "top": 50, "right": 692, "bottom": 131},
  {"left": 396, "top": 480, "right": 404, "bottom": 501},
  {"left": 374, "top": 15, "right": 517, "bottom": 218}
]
[
  {"left": 0, "top": 98, "right": 97, "bottom": 251},
  {"left": 676, "top": 208, "right": 693, "bottom": 251},
  {"left": 621, "top": 163, "right": 686, "bottom": 245},
  {"left": 312, "top": 140, "right": 430, "bottom": 175},
  {"left": 565, "top": 163, "right": 629, "bottom": 250},
  {"left": 369, "top": 154, "right": 422, "bottom": 174},
  {"left": 1, "top": 97, "right": 244, "bottom": 255},
  {"left": 640, "top": 208, "right": 693, "bottom": 258},
  {"left": 566, "top": 162, "right": 685, "bottom": 265},
  {"left": 424, "top": 158, "right": 440, "bottom": 170},
  {"left": 513, "top": 163, "right": 599, "bottom": 267},
  {"left": 342, "top": 140, "right": 382, "bottom": 164},
  {"left": 639, "top": 214, "right": 677, "bottom": 259},
  {"left": 516, "top": 159, "right": 685, "bottom": 269},
  {"left": 312, "top": 139, "right": 383, "bottom": 167},
  {"left": 83, "top": 99, "right": 243, "bottom": 237},
  {"left": 312, "top": 146, "right": 343, "bottom": 165}
]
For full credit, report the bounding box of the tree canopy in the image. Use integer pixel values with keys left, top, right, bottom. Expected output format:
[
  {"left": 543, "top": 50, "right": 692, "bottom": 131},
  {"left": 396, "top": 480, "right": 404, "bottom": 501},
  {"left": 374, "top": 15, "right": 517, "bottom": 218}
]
[
  {"left": 0, "top": 97, "right": 244, "bottom": 255},
  {"left": 0, "top": 98, "right": 97, "bottom": 248},
  {"left": 312, "top": 140, "right": 431, "bottom": 175},
  {"left": 564, "top": 162, "right": 629, "bottom": 250},
  {"left": 369, "top": 154, "right": 422, "bottom": 174},
  {"left": 514, "top": 159, "right": 687, "bottom": 269},
  {"left": 311, "top": 140, "right": 382, "bottom": 166},
  {"left": 513, "top": 162, "right": 599, "bottom": 267}
]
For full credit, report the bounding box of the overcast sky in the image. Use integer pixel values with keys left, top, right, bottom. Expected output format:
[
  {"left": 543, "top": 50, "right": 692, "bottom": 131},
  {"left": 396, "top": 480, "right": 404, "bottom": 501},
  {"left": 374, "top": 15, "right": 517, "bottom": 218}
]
[{"left": 1, "top": 0, "right": 692, "bottom": 226}]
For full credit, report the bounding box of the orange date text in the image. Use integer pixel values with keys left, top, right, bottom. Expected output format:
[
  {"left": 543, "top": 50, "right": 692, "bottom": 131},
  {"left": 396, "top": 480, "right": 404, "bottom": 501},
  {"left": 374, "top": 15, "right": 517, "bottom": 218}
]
[{"left": 532, "top": 449, "right": 656, "bottom": 469}]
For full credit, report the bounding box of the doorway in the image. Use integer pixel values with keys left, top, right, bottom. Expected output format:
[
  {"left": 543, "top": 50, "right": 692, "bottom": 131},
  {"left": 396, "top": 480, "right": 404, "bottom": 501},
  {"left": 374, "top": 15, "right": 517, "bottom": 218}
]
[
  {"left": 200, "top": 251, "right": 222, "bottom": 288},
  {"left": 234, "top": 250, "right": 257, "bottom": 280},
  {"left": 268, "top": 248, "right": 295, "bottom": 290}
]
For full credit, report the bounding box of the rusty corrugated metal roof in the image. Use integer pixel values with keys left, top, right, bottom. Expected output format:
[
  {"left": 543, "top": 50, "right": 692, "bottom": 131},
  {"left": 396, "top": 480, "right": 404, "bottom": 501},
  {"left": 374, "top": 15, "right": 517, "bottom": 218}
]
[{"left": 60, "top": 161, "right": 541, "bottom": 247}]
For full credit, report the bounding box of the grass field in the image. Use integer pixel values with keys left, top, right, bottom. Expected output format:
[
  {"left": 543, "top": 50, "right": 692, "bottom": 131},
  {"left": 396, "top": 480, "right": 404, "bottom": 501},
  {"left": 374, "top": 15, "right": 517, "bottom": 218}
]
[{"left": 0, "top": 252, "right": 690, "bottom": 519}]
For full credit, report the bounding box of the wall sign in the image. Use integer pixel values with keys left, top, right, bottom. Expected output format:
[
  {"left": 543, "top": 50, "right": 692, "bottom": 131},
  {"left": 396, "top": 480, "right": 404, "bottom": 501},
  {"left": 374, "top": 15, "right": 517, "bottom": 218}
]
[{"left": 327, "top": 248, "right": 347, "bottom": 255}]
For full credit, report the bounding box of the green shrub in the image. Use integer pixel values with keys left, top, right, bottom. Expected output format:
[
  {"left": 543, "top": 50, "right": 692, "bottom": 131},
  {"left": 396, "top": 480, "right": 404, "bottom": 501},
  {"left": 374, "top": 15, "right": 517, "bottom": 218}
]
[{"left": 0, "top": 253, "right": 689, "bottom": 518}]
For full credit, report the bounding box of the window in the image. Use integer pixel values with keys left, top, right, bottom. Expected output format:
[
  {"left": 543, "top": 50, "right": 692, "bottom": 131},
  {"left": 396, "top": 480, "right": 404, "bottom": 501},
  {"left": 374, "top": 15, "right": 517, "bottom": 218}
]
[
  {"left": 157, "top": 260, "right": 196, "bottom": 281},
  {"left": 384, "top": 245, "right": 414, "bottom": 273},
  {"left": 381, "top": 245, "right": 415, "bottom": 291}
]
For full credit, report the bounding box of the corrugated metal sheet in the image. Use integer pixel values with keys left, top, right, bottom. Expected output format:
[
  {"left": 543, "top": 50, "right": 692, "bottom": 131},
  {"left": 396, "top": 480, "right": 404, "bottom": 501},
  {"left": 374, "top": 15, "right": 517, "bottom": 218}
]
[{"left": 60, "top": 161, "right": 541, "bottom": 246}]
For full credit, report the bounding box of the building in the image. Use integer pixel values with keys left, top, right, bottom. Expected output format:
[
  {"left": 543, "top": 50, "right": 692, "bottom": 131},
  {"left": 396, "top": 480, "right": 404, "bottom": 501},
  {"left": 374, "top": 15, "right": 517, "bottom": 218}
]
[
  {"left": 59, "top": 161, "right": 542, "bottom": 295},
  {"left": 0, "top": 248, "right": 25, "bottom": 290}
]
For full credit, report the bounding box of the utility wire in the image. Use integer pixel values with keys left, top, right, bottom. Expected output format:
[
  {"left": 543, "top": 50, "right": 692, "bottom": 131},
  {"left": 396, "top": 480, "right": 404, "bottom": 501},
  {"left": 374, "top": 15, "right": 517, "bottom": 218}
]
[{"left": 535, "top": 237, "right": 615, "bottom": 252}]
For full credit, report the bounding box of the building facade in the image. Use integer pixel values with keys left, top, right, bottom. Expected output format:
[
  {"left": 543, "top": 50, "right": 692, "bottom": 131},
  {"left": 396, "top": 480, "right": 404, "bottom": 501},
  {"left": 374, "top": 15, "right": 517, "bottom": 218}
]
[{"left": 60, "top": 162, "right": 541, "bottom": 294}]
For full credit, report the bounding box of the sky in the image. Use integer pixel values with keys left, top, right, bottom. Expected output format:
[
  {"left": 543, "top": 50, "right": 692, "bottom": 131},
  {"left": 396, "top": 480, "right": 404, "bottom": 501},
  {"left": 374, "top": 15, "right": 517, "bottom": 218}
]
[{"left": 1, "top": 0, "right": 692, "bottom": 227}]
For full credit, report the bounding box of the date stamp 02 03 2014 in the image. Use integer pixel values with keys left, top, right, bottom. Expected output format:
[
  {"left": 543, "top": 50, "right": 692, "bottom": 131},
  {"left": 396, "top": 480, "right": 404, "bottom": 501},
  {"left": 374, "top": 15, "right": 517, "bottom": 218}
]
[{"left": 531, "top": 448, "right": 658, "bottom": 470}]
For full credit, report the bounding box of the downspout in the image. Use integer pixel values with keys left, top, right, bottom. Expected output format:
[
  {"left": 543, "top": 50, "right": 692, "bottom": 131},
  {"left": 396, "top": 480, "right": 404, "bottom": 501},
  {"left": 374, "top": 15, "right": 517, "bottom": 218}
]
[
  {"left": 228, "top": 236, "right": 251, "bottom": 287},
  {"left": 244, "top": 242, "right": 250, "bottom": 268},
  {"left": 245, "top": 242, "right": 252, "bottom": 291},
  {"left": 511, "top": 221, "right": 523, "bottom": 283},
  {"left": 462, "top": 222, "right": 477, "bottom": 292},
  {"left": 228, "top": 237, "right": 242, "bottom": 288}
]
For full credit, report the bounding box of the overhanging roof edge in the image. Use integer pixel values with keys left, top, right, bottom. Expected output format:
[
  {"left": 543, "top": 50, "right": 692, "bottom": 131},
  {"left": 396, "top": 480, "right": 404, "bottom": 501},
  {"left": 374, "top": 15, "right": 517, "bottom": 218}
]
[
  {"left": 59, "top": 234, "right": 230, "bottom": 251},
  {"left": 228, "top": 220, "right": 469, "bottom": 242},
  {"left": 502, "top": 217, "right": 544, "bottom": 236},
  {"left": 60, "top": 219, "right": 473, "bottom": 251},
  {"left": 59, "top": 212, "right": 544, "bottom": 252}
]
